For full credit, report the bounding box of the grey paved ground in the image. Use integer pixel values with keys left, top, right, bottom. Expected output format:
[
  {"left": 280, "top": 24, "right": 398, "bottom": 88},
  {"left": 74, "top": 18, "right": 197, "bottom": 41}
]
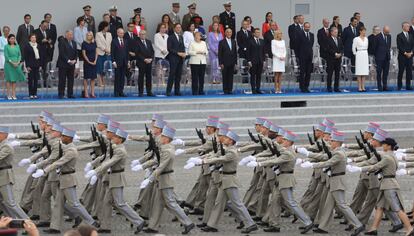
[{"left": 10, "top": 140, "right": 414, "bottom": 236}]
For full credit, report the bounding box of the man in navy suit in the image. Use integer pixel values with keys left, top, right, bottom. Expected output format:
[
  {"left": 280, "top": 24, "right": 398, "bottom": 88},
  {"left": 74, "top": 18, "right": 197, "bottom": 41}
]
[
  {"left": 288, "top": 15, "right": 299, "bottom": 55},
  {"left": 125, "top": 22, "right": 138, "bottom": 86},
  {"left": 111, "top": 28, "right": 129, "bottom": 97},
  {"left": 44, "top": 13, "right": 57, "bottom": 61},
  {"left": 219, "top": 28, "right": 237, "bottom": 94},
  {"left": 166, "top": 23, "right": 186, "bottom": 96},
  {"left": 135, "top": 30, "right": 154, "bottom": 97},
  {"left": 409, "top": 17, "right": 414, "bottom": 37},
  {"left": 326, "top": 27, "right": 344, "bottom": 92},
  {"left": 373, "top": 26, "right": 392, "bottom": 91},
  {"left": 317, "top": 18, "right": 331, "bottom": 61},
  {"left": 236, "top": 20, "right": 253, "bottom": 59},
  {"left": 57, "top": 31, "right": 77, "bottom": 99},
  {"left": 247, "top": 28, "right": 265, "bottom": 94},
  {"left": 342, "top": 17, "right": 359, "bottom": 73},
  {"left": 396, "top": 22, "right": 414, "bottom": 90},
  {"left": 297, "top": 22, "right": 314, "bottom": 93}
]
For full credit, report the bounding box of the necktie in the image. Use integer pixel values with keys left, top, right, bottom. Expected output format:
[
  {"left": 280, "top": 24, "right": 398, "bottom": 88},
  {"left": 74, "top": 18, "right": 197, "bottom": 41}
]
[
  {"left": 384, "top": 34, "right": 387, "bottom": 44},
  {"left": 244, "top": 30, "right": 248, "bottom": 37},
  {"left": 130, "top": 32, "right": 133, "bottom": 38},
  {"left": 69, "top": 40, "right": 73, "bottom": 48},
  {"left": 353, "top": 27, "right": 356, "bottom": 36},
  {"left": 405, "top": 32, "right": 409, "bottom": 41},
  {"left": 120, "top": 39, "right": 124, "bottom": 47},
  {"left": 256, "top": 38, "right": 259, "bottom": 45},
  {"left": 306, "top": 32, "right": 310, "bottom": 40},
  {"left": 26, "top": 25, "right": 30, "bottom": 35},
  {"left": 142, "top": 40, "right": 147, "bottom": 48},
  {"left": 334, "top": 38, "right": 338, "bottom": 46}
]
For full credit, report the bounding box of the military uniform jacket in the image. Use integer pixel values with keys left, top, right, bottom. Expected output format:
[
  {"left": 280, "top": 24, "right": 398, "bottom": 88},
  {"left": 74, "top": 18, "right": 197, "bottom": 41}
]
[
  {"left": 203, "top": 145, "right": 240, "bottom": 190},
  {"left": 153, "top": 143, "right": 176, "bottom": 190},
  {"left": 254, "top": 138, "right": 280, "bottom": 181},
  {"left": 17, "top": 132, "right": 44, "bottom": 140},
  {"left": 34, "top": 137, "right": 61, "bottom": 181},
  {"left": 361, "top": 151, "right": 400, "bottom": 190},
  {"left": 354, "top": 154, "right": 380, "bottom": 189},
  {"left": 95, "top": 143, "right": 127, "bottom": 189},
  {"left": 44, "top": 142, "right": 78, "bottom": 189},
  {"left": 184, "top": 133, "right": 216, "bottom": 176},
  {"left": 0, "top": 140, "right": 15, "bottom": 186},
  {"left": 169, "top": 12, "right": 181, "bottom": 25}
]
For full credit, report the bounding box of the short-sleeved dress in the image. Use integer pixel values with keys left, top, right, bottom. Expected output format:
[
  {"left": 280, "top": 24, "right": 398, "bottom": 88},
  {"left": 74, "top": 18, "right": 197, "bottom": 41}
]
[
  {"left": 4, "top": 44, "right": 26, "bottom": 82},
  {"left": 82, "top": 41, "right": 97, "bottom": 80}
]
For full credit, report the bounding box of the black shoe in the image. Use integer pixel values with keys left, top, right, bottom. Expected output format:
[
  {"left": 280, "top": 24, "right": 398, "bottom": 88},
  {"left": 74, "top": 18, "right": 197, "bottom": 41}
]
[
  {"left": 30, "top": 215, "right": 40, "bottom": 220},
  {"left": 143, "top": 228, "right": 158, "bottom": 233},
  {"left": 175, "top": 92, "right": 182, "bottom": 96},
  {"left": 340, "top": 220, "right": 348, "bottom": 225},
  {"left": 172, "top": 216, "right": 178, "bottom": 222},
  {"left": 407, "top": 87, "right": 413, "bottom": 90},
  {"left": 68, "top": 95, "right": 76, "bottom": 99},
  {"left": 166, "top": 92, "right": 172, "bottom": 96},
  {"left": 138, "top": 93, "right": 144, "bottom": 97},
  {"left": 36, "top": 222, "right": 50, "bottom": 227},
  {"left": 263, "top": 226, "right": 280, "bottom": 232},
  {"left": 345, "top": 224, "right": 354, "bottom": 231},
  {"left": 248, "top": 210, "right": 256, "bottom": 216},
  {"left": 327, "top": 88, "right": 333, "bottom": 92},
  {"left": 72, "top": 217, "right": 82, "bottom": 228},
  {"left": 197, "top": 223, "right": 207, "bottom": 228},
  {"left": 351, "top": 225, "right": 365, "bottom": 236},
  {"left": 241, "top": 224, "right": 258, "bottom": 234},
  {"left": 43, "top": 229, "right": 61, "bottom": 234},
  {"left": 300, "top": 223, "right": 314, "bottom": 234},
  {"left": 257, "top": 221, "right": 268, "bottom": 227},
  {"left": 147, "top": 92, "right": 155, "bottom": 97},
  {"left": 292, "top": 216, "right": 298, "bottom": 223},
  {"left": 120, "top": 94, "right": 127, "bottom": 97},
  {"left": 256, "top": 90, "right": 263, "bottom": 94},
  {"left": 252, "top": 216, "right": 262, "bottom": 221},
  {"left": 388, "top": 223, "right": 403, "bottom": 233},
  {"left": 364, "top": 230, "right": 378, "bottom": 235},
  {"left": 97, "top": 229, "right": 111, "bottom": 234},
  {"left": 201, "top": 226, "right": 218, "bottom": 232},
  {"left": 236, "top": 222, "right": 244, "bottom": 229},
  {"left": 252, "top": 90, "right": 257, "bottom": 94},
  {"left": 334, "top": 214, "right": 343, "bottom": 219},
  {"left": 92, "top": 221, "right": 100, "bottom": 229},
  {"left": 334, "top": 89, "right": 341, "bottom": 92},
  {"left": 182, "top": 223, "right": 195, "bottom": 234},
  {"left": 313, "top": 228, "right": 328, "bottom": 234},
  {"left": 188, "top": 208, "right": 204, "bottom": 215},
  {"left": 134, "top": 221, "right": 145, "bottom": 234}
]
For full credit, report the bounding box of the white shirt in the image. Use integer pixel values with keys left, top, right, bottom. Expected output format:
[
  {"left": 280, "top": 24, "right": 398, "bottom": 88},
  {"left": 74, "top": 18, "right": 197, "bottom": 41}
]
[
  {"left": 183, "top": 31, "right": 195, "bottom": 53},
  {"left": 226, "top": 38, "right": 232, "bottom": 49},
  {"left": 154, "top": 32, "right": 169, "bottom": 59},
  {"left": 188, "top": 40, "right": 208, "bottom": 64}
]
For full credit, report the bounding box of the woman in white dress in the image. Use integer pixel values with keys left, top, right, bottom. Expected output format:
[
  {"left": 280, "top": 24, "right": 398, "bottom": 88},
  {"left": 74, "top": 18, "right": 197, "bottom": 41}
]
[
  {"left": 352, "top": 26, "right": 369, "bottom": 92},
  {"left": 0, "top": 26, "right": 10, "bottom": 81},
  {"left": 271, "top": 30, "right": 286, "bottom": 93}
]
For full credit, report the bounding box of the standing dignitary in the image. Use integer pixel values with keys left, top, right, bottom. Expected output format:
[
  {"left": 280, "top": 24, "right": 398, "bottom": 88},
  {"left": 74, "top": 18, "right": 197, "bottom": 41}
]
[
  {"left": 219, "top": 28, "right": 237, "bottom": 94},
  {"left": 135, "top": 30, "right": 154, "bottom": 97},
  {"left": 109, "top": 6, "right": 123, "bottom": 39},
  {"left": 236, "top": 20, "right": 253, "bottom": 60},
  {"left": 288, "top": 15, "right": 299, "bottom": 56},
  {"left": 169, "top": 3, "right": 181, "bottom": 25},
  {"left": 342, "top": 17, "right": 359, "bottom": 74},
  {"left": 297, "top": 22, "right": 314, "bottom": 93},
  {"left": 396, "top": 22, "right": 414, "bottom": 90},
  {"left": 44, "top": 13, "right": 57, "bottom": 61},
  {"left": 219, "top": 1, "right": 236, "bottom": 39},
  {"left": 34, "top": 20, "right": 53, "bottom": 88},
  {"left": 57, "top": 31, "right": 77, "bottom": 99},
  {"left": 182, "top": 3, "right": 198, "bottom": 32},
  {"left": 247, "top": 28, "right": 265, "bottom": 94},
  {"left": 112, "top": 28, "right": 129, "bottom": 97},
  {"left": 326, "top": 27, "right": 343, "bottom": 92},
  {"left": 166, "top": 23, "right": 186, "bottom": 96},
  {"left": 16, "top": 14, "right": 35, "bottom": 58},
  {"left": 317, "top": 18, "right": 331, "bottom": 61},
  {"left": 80, "top": 5, "right": 96, "bottom": 35},
  {"left": 263, "top": 22, "right": 278, "bottom": 58},
  {"left": 374, "top": 26, "right": 392, "bottom": 91}
]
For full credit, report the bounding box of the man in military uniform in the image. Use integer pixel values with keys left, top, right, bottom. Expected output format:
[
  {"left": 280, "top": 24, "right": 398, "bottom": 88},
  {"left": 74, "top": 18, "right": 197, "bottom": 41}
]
[
  {"left": 219, "top": 1, "right": 236, "bottom": 39},
  {"left": 0, "top": 126, "right": 29, "bottom": 219},
  {"left": 169, "top": 3, "right": 181, "bottom": 25},
  {"left": 80, "top": 5, "right": 96, "bottom": 35},
  {"left": 182, "top": 3, "right": 198, "bottom": 31},
  {"left": 109, "top": 5, "right": 123, "bottom": 38}
]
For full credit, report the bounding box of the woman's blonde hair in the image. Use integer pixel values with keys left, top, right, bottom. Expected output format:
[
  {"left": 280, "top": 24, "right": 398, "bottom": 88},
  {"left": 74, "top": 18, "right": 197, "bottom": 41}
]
[
  {"left": 274, "top": 30, "right": 283, "bottom": 40},
  {"left": 86, "top": 31, "right": 94, "bottom": 43}
]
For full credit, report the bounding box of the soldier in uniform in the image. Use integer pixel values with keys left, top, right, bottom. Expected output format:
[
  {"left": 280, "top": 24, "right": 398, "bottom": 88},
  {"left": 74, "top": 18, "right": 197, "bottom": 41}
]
[
  {"left": 0, "top": 126, "right": 29, "bottom": 219},
  {"left": 32, "top": 127, "right": 98, "bottom": 234},
  {"left": 182, "top": 3, "right": 198, "bottom": 31},
  {"left": 80, "top": 5, "right": 96, "bottom": 35},
  {"left": 169, "top": 3, "right": 181, "bottom": 25},
  {"left": 108, "top": 5, "right": 123, "bottom": 38},
  {"left": 219, "top": 1, "right": 236, "bottom": 39}
]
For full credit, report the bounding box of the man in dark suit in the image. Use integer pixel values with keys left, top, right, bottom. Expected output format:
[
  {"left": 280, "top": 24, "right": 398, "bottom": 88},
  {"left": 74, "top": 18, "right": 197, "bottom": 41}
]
[
  {"left": 353, "top": 12, "right": 365, "bottom": 31},
  {"left": 34, "top": 20, "right": 53, "bottom": 87},
  {"left": 263, "top": 21, "right": 278, "bottom": 58},
  {"left": 409, "top": 17, "right": 414, "bottom": 37},
  {"left": 166, "top": 23, "right": 186, "bottom": 96},
  {"left": 236, "top": 20, "right": 252, "bottom": 59},
  {"left": 297, "top": 22, "right": 314, "bottom": 93},
  {"left": 57, "top": 31, "right": 77, "bottom": 99},
  {"left": 219, "top": 1, "right": 236, "bottom": 39},
  {"left": 112, "top": 28, "right": 129, "bottom": 97},
  {"left": 373, "top": 26, "right": 392, "bottom": 91},
  {"left": 326, "top": 27, "right": 344, "bottom": 92},
  {"left": 219, "top": 28, "right": 237, "bottom": 94},
  {"left": 288, "top": 15, "right": 299, "bottom": 55},
  {"left": 109, "top": 6, "right": 123, "bottom": 39},
  {"left": 368, "top": 26, "right": 381, "bottom": 56},
  {"left": 247, "top": 28, "right": 265, "bottom": 94},
  {"left": 125, "top": 22, "right": 138, "bottom": 86},
  {"left": 80, "top": 5, "right": 96, "bottom": 35},
  {"left": 317, "top": 18, "right": 331, "bottom": 61},
  {"left": 396, "top": 22, "right": 414, "bottom": 90},
  {"left": 342, "top": 17, "right": 359, "bottom": 73},
  {"left": 135, "top": 30, "right": 154, "bottom": 97},
  {"left": 44, "top": 13, "right": 57, "bottom": 61},
  {"left": 16, "top": 14, "right": 35, "bottom": 59}
]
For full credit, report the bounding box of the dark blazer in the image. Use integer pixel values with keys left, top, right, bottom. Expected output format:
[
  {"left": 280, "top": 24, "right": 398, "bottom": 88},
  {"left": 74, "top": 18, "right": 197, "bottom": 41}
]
[
  {"left": 317, "top": 27, "right": 330, "bottom": 59},
  {"left": 109, "top": 16, "right": 123, "bottom": 38},
  {"left": 367, "top": 34, "right": 377, "bottom": 56},
  {"left": 124, "top": 32, "right": 139, "bottom": 59},
  {"left": 288, "top": 23, "right": 299, "bottom": 50},
  {"left": 330, "top": 23, "right": 343, "bottom": 38},
  {"left": 236, "top": 28, "right": 252, "bottom": 58},
  {"left": 16, "top": 24, "right": 35, "bottom": 47},
  {"left": 167, "top": 33, "right": 185, "bottom": 62},
  {"left": 111, "top": 37, "right": 129, "bottom": 67},
  {"left": 247, "top": 37, "right": 265, "bottom": 64},
  {"left": 135, "top": 39, "right": 154, "bottom": 65},
  {"left": 342, "top": 25, "right": 359, "bottom": 57},
  {"left": 24, "top": 43, "right": 42, "bottom": 68},
  {"left": 80, "top": 15, "right": 96, "bottom": 35},
  {"left": 57, "top": 38, "right": 77, "bottom": 68},
  {"left": 396, "top": 32, "right": 414, "bottom": 59},
  {"left": 263, "top": 30, "right": 275, "bottom": 57},
  {"left": 409, "top": 25, "right": 414, "bottom": 37},
  {"left": 48, "top": 23, "right": 57, "bottom": 46},
  {"left": 297, "top": 31, "right": 314, "bottom": 60},
  {"left": 34, "top": 28, "right": 52, "bottom": 63},
  {"left": 373, "top": 33, "right": 391, "bottom": 61},
  {"left": 218, "top": 38, "right": 237, "bottom": 66},
  {"left": 326, "top": 37, "right": 344, "bottom": 62},
  {"left": 219, "top": 11, "right": 236, "bottom": 37}
]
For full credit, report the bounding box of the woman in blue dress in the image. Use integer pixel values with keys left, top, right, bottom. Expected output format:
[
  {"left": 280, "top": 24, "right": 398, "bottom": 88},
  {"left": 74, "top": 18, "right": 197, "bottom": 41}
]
[{"left": 81, "top": 31, "right": 98, "bottom": 98}]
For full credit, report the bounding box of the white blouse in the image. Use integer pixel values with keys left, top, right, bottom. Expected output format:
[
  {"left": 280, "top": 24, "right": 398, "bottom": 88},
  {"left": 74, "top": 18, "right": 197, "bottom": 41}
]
[
  {"left": 95, "top": 31, "right": 112, "bottom": 56},
  {"left": 183, "top": 31, "right": 195, "bottom": 54},
  {"left": 154, "top": 33, "right": 169, "bottom": 59},
  {"left": 188, "top": 41, "right": 208, "bottom": 65}
]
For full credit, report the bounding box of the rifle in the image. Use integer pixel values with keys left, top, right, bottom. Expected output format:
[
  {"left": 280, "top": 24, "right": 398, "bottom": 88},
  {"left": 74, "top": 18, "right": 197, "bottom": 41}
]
[
  {"left": 316, "top": 140, "right": 323, "bottom": 152},
  {"left": 58, "top": 142, "right": 63, "bottom": 159},
  {"left": 30, "top": 121, "right": 36, "bottom": 134},
  {"left": 247, "top": 129, "right": 259, "bottom": 143},
  {"left": 312, "top": 126, "right": 317, "bottom": 143},
  {"left": 362, "top": 145, "right": 371, "bottom": 159},
  {"left": 154, "top": 145, "right": 161, "bottom": 163},
  {"left": 220, "top": 142, "right": 225, "bottom": 156},
  {"left": 109, "top": 141, "right": 114, "bottom": 158},
  {"left": 266, "top": 140, "right": 280, "bottom": 156},
  {"left": 212, "top": 137, "right": 218, "bottom": 153},
  {"left": 257, "top": 135, "right": 267, "bottom": 150},
  {"left": 355, "top": 136, "right": 364, "bottom": 149},
  {"left": 144, "top": 124, "right": 150, "bottom": 135},
  {"left": 98, "top": 135, "right": 107, "bottom": 156},
  {"left": 359, "top": 130, "right": 367, "bottom": 144},
  {"left": 42, "top": 134, "right": 47, "bottom": 148},
  {"left": 91, "top": 126, "right": 97, "bottom": 141},
  {"left": 195, "top": 128, "right": 206, "bottom": 144},
  {"left": 321, "top": 140, "right": 332, "bottom": 159},
  {"left": 35, "top": 127, "right": 41, "bottom": 138},
  {"left": 307, "top": 133, "right": 315, "bottom": 146}
]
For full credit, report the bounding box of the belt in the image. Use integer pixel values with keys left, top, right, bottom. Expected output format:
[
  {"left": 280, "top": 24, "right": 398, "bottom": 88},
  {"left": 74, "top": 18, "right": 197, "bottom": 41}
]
[
  {"left": 160, "top": 170, "right": 174, "bottom": 175},
  {"left": 61, "top": 170, "right": 75, "bottom": 175},
  {"left": 331, "top": 172, "right": 345, "bottom": 177},
  {"left": 0, "top": 165, "right": 12, "bottom": 171},
  {"left": 280, "top": 170, "right": 294, "bottom": 174},
  {"left": 221, "top": 171, "right": 236, "bottom": 175},
  {"left": 383, "top": 175, "right": 395, "bottom": 179},
  {"left": 110, "top": 169, "right": 125, "bottom": 174}
]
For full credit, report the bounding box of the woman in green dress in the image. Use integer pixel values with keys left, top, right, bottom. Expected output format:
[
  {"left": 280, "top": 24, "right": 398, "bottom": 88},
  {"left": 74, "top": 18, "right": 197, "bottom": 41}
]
[{"left": 4, "top": 34, "right": 26, "bottom": 100}]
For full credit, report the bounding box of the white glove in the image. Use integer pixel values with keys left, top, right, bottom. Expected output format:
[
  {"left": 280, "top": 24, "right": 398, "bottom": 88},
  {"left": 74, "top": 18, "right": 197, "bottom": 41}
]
[
  {"left": 171, "top": 138, "right": 185, "bottom": 146},
  {"left": 398, "top": 162, "right": 406, "bottom": 168},
  {"left": 395, "top": 152, "right": 406, "bottom": 161},
  {"left": 246, "top": 161, "right": 258, "bottom": 167},
  {"left": 85, "top": 170, "right": 96, "bottom": 179},
  {"left": 396, "top": 169, "right": 407, "bottom": 176},
  {"left": 73, "top": 134, "right": 80, "bottom": 142},
  {"left": 395, "top": 149, "right": 406, "bottom": 153},
  {"left": 84, "top": 162, "right": 92, "bottom": 173},
  {"left": 235, "top": 142, "right": 241, "bottom": 147},
  {"left": 295, "top": 158, "right": 304, "bottom": 166},
  {"left": 89, "top": 175, "right": 98, "bottom": 185},
  {"left": 26, "top": 164, "right": 37, "bottom": 174},
  {"left": 187, "top": 157, "right": 201, "bottom": 163},
  {"left": 7, "top": 133, "right": 16, "bottom": 139},
  {"left": 9, "top": 140, "right": 21, "bottom": 147},
  {"left": 184, "top": 162, "right": 196, "bottom": 169},
  {"left": 347, "top": 158, "right": 353, "bottom": 164},
  {"left": 245, "top": 155, "right": 256, "bottom": 162},
  {"left": 175, "top": 149, "right": 185, "bottom": 156},
  {"left": 341, "top": 143, "right": 347, "bottom": 148},
  {"left": 300, "top": 161, "right": 313, "bottom": 168},
  {"left": 130, "top": 159, "right": 141, "bottom": 167},
  {"left": 32, "top": 169, "right": 45, "bottom": 178},
  {"left": 140, "top": 179, "right": 151, "bottom": 189},
  {"left": 18, "top": 158, "right": 31, "bottom": 167},
  {"left": 189, "top": 157, "right": 202, "bottom": 165},
  {"left": 346, "top": 165, "right": 362, "bottom": 173},
  {"left": 131, "top": 164, "right": 143, "bottom": 172},
  {"left": 238, "top": 157, "right": 249, "bottom": 166},
  {"left": 297, "top": 147, "right": 310, "bottom": 157}
]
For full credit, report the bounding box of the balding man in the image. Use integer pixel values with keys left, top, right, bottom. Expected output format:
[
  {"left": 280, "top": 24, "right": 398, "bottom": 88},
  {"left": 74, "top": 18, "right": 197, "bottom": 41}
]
[
  {"left": 317, "top": 18, "right": 331, "bottom": 60},
  {"left": 373, "top": 26, "right": 391, "bottom": 91},
  {"left": 396, "top": 22, "right": 414, "bottom": 90},
  {"left": 111, "top": 28, "right": 129, "bottom": 97},
  {"left": 57, "top": 30, "right": 77, "bottom": 99},
  {"left": 263, "top": 21, "right": 278, "bottom": 58},
  {"left": 135, "top": 30, "right": 154, "bottom": 96}
]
